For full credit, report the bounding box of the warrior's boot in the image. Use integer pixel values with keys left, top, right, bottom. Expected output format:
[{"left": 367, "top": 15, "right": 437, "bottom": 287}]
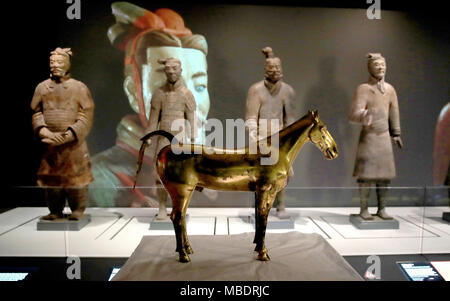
[
  {"left": 42, "top": 188, "right": 65, "bottom": 220},
  {"left": 67, "top": 187, "right": 88, "bottom": 221},
  {"left": 275, "top": 190, "right": 289, "bottom": 219},
  {"left": 376, "top": 184, "right": 393, "bottom": 220},
  {"left": 156, "top": 185, "right": 169, "bottom": 220},
  {"left": 359, "top": 184, "right": 374, "bottom": 220}
]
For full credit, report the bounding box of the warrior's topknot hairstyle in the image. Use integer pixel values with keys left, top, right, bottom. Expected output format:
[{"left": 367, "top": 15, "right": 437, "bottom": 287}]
[
  {"left": 366, "top": 52, "right": 385, "bottom": 63},
  {"left": 50, "top": 47, "right": 72, "bottom": 60},
  {"left": 262, "top": 46, "right": 281, "bottom": 68},
  {"left": 262, "top": 47, "right": 274, "bottom": 59}
]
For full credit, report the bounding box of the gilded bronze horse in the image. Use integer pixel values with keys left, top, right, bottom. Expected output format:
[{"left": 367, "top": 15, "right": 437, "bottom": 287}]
[{"left": 135, "top": 110, "right": 338, "bottom": 262}]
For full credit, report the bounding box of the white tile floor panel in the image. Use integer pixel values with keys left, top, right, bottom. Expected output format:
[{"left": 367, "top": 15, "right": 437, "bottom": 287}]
[{"left": 0, "top": 207, "right": 449, "bottom": 257}]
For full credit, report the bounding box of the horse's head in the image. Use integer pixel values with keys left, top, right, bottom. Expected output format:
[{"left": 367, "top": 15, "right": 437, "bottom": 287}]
[{"left": 308, "top": 110, "right": 338, "bottom": 160}]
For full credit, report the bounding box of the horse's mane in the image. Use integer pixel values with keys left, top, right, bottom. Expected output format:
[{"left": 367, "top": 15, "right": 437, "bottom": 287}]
[{"left": 275, "top": 111, "right": 314, "bottom": 140}]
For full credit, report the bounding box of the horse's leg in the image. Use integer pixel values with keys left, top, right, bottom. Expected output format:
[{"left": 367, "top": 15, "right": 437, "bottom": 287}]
[
  {"left": 254, "top": 189, "right": 277, "bottom": 261},
  {"left": 253, "top": 192, "right": 259, "bottom": 244},
  {"left": 253, "top": 190, "right": 265, "bottom": 252},
  {"left": 166, "top": 182, "right": 195, "bottom": 263},
  {"left": 181, "top": 205, "right": 194, "bottom": 255}
]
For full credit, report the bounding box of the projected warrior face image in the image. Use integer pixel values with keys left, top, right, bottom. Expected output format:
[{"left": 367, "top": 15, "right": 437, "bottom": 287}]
[
  {"left": 124, "top": 45, "right": 209, "bottom": 143},
  {"left": 89, "top": 2, "right": 213, "bottom": 208}
]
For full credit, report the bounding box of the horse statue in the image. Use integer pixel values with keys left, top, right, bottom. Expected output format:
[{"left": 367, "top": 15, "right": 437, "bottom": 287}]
[{"left": 135, "top": 110, "right": 338, "bottom": 262}]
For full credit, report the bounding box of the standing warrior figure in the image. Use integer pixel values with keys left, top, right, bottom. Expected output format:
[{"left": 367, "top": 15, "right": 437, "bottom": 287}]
[
  {"left": 349, "top": 53, "right": 403, "bottom": 220},
  {"left": 31, "top": 47, "right": 94, "bottom": 221},
  {"left": 245, "top": 47, "right": 296, "bottom": 217},
  {"left": 145, "top": 58, "right": 196, "bottom": 220}
]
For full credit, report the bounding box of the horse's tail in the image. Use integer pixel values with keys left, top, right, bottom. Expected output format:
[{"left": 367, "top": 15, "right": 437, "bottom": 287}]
[
  {"left": 140, "top": 130, "right": 178, "bottom": 145},
  {"left": 134, "top": 130, "right": 179, "bottom": 189}
]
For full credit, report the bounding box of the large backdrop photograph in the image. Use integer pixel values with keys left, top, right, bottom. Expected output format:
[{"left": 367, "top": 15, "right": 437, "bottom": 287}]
[{"left": 10, "top": 0, "right": 449, "bottom": 208}]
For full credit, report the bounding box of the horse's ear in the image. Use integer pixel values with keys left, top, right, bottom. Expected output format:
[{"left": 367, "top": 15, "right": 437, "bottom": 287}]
[{"left": 311, "top": 110, "right": 319, "bottom": 123}]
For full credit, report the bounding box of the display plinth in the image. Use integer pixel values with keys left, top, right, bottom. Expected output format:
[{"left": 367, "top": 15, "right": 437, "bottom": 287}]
[
  {"left": 111, "top": 232, "right": 362, "bottom": 281},
  {"left": 349, "top": 214, "right": 399, "bottom": 230},
  {"left": 443, "top": 212, "right": 450, "bottom": 222},
  {"left": 37, "top": 214, "right": 91, "bottom": 231},
  {"left": 149, "top": 214, "right": 190, "bottom": 230},
  {"left": 249, "top": 213, "right": 295, "bottom": 229}
]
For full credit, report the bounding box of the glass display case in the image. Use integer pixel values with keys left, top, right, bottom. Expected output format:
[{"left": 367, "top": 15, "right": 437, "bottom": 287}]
[
  {"left": 2, "top": 186, "right": 449, "bottom": 281},
  {"left": 4, "top": 0, "right": 449, "bottom": 288}
]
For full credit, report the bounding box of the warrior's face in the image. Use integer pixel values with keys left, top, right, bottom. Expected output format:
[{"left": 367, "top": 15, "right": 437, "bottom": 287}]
[
  {"left": 264, "top": 59, "right": 282, "bottom": 83},
  {"left": 164, "top": 61, "right": 182, "bottom": 84},
  {"left": 50, "top": 54, "right": 70, "bottom": 78},
  {"left": 368, "top": 58, "right": 386, "bottom": 80}
]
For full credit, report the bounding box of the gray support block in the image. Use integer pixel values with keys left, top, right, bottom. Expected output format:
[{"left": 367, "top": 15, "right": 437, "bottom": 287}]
[
  {"left": 443, "top": 212, "right": 450, "bottom": 222},
  {"left": 37, "top": 214, "right": 91, "bottom": 231},
  {"left": 249, "top": 214, "right": 295, "bottom": 230},
  {"left": 349, "top": 214, "right": 399, "bottom": 230},
  {"left": 150, "top": 214, "right": 190, "bottom": 230}
]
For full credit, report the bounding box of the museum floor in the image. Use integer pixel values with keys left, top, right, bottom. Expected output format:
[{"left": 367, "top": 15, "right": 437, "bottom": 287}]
[{"left": 0, "top": 207, "right": 449, "bottom": 281}]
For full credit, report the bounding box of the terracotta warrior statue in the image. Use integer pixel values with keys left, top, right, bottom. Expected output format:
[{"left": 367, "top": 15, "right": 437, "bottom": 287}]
[
  {"left": 145, "top": 57, "right": 196, "bottom": 220},
  {"left": 31, "top": 47, "right": 94, "bottom": 221},
  {"left": 349, "top": 53, "right": 403, "bottom": 220},
  {"left": 433, "top": 103, "right": 450, "bottom": 211},
  {"left": 245, "top": 47, "right": 296, "bottom": 217},
  {"left": 433, "top": 102, "right": 450, "bottom": 188}
]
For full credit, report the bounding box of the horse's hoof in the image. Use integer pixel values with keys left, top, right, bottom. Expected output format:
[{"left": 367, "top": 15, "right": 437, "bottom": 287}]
[
  {"left": 179, "top": 254, "right": 191, "bottom": 263},
  {"left": 257, "top": 252, "right": 270, "bottom": 261},
  {"left": 185, "top": 245, "right": 194, "bottom": 255}
]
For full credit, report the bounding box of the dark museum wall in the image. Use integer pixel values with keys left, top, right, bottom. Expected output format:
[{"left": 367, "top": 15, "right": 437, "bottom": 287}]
[{"left": 9, "top": 1, "right": 449, "bottom": 207}]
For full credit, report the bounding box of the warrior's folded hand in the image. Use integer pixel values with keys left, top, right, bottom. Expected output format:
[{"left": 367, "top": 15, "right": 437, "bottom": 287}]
[
  {"left": 51, "top": 131, "right": 75, "bottom": 146},
  {"left": 246, "top": 119, "right": 258, "bottom": 142},
  {"left": 41, "top": 130, "right": 75, "bottom": 146},
  {"left": 249, "top": 130, "right": 258, "bottom": 142},
  {"left": 42, "top": 133, "right": 63, "bottom": 145},
  {"left": 39, "top": 128, "right": 62, "bottom": 145},
  {"left": 361, "top": 109, "right": 373, "bottom": 126},
  {"left": 62, "top": 130, "right": 75, "bottom": 143},
  {"left": 392, "top": 136, "right": 403, "bottom": 148},
  {"left": 38, "top": 127, "right": 54, "bottom": 140},
  {"left": 52, "top": 133, "right": 66, "bottom": 144}
]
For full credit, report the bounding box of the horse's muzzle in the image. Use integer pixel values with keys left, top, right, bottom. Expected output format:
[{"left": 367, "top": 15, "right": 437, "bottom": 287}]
[{"left": 326, "top": 148, "right": 338, "bottom": 160}]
